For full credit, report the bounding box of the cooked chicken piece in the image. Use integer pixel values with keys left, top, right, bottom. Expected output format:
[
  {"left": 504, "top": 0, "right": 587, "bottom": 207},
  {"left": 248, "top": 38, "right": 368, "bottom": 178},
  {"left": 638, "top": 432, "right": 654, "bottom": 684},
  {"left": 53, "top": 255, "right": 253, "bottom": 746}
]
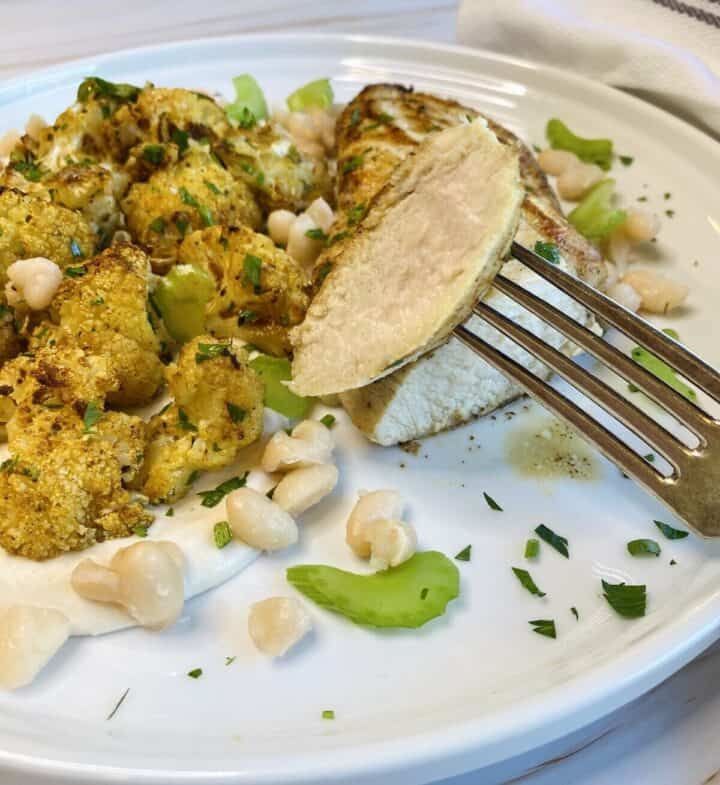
[
  {"left": 0, "top": 404, "right": 150, "bottom": 560},
  {"left": 177, "top": 225, "right": 310, "bottom": 356},
  {"left": 330, "top": 84, "right": 607, "bottom": 444},
  {"left": 133, "top": 336, "right": 264, "bottom": 504},
  {"left": 0, "top": 187, "right": 95, "bottom": 287},
  {"left": 290, "top": 120, "right": 523, "bottom": 396},
  {"left": 214, "top": 123, "right": 333, "bottom": 213},
  {"left": 121, "top": 150, "right": 261, "bottom": 267},
  {"left": 41, "top": 243, "right": 163, "bottom": 407}
]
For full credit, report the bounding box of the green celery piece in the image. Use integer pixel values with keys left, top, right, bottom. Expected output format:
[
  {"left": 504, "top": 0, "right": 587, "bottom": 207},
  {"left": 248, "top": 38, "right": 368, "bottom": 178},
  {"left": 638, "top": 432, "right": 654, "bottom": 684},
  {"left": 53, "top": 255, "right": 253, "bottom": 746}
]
[
  {"left": 226, "top": 74, "right": 268, "bottom": 124},
  {"left": 568, "top": 180, "right": 626, "bottom": 241},
  {"left": 546, "top": 118, "right": 613, "bottom": 170},
  {"left": 287, "top": 551, "right": 459, "bottom": 628},
  {"left": 286, "top": 78, "right": 334, "bottom": 112},
  {"left": 153, "top": 264, "right": 214, "bottom": 343},
  {"left": 249, "top": 354, "right": 313, "bottom": 419}
]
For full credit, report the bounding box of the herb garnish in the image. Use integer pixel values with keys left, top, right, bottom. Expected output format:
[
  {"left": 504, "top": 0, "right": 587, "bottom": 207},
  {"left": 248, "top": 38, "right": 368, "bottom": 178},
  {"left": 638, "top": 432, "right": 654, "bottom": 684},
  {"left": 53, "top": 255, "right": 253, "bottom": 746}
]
[
  {"left": 106, "top": 687, "right": 130, "bottom": 720},
  {"left": 238, "top": 309, "right": 259, "bottom": 325},
  {"left": 77, "top": 77, "right": 140, "bottom": 103},
  {"left": 627, "top": 538, "right": 661, "bottom": 557},
  {"left": 483, "top": 492, "right": 502, "bottom": 511},
  {"left": 420, "top": 587, "right": 429, "bottom": 600},
  {"left": 187, "top": 668, "right": 203, "bottom": 679},
  {"left": 512, "top": 567, "right": 546, "bottom": 597},
  {"left": 213, "top": 520, "right": 233, "bottom": 548},
  {"left": 320, "top": 414, "right": 336, "bottom": 429},
  {"left": 198, "top": 474, "right": 247, "bottom": 508},
  {"left": 177, "top": 408, "right": 198, "bottom": 432},
  {"left": 204, "top": 180, "right": 221, "bottom": 195},
  {"left": 83, "top": 400, "right": 103, "bottom": 432},
  {"left": 602, "top": 580, "right": 646, "bottom": 618},
  {"left": 225, "top": 656, "right": 236, "bottom": 666},
  {"left": 171, "top": 128, "right": 189, "bottom": 152},
  {"left": 195, "top": 342, "right": 229, "bottom": 363},
  {"left": 179, "top": 187, "right": 198, "bottom": 207},
  {"left": 226, "top": 402, "right": 246, "bottom": 423},
  {"left": 64, "top": 265, "right": 87, "bottom": 278},
  {"left": 341, "top": 155, "right": 364, "bottom": 174},
  {"left": 166, "top": 507, "right": 175, "bottom": 517},
  {"left": 349, "top": 108, "right": 361, "bottom": 128},
  {"left": 529, "top": 619, "right": 556, "bottom": 638},
  {"left": 243, "top": 254, "right": 263, "bottom": 293},
  {"left": 534, "top": 524, "right": 569, "bottom": 558},
  {"left": 187, "top": 469, "right": 201, "bottom": 486},
  {"left": 619, "top": 155, "right": 634, "bottom": 166},
  {"left": 316, "top": 261, "right": 333, "bottom": 284},
  {"left": 142, "top": 144, "right": 165, "bottom": 165},
  {"left": 133, "top": 525, "right": 148, "bottom": 538},
  {"left": 306, "top": 227, "right": 328, "bottom": 242},
  {"left": 198, "top": 204, "right": 214, "bottom": 227},
  {"left": 149, "top": 217, "right": 166, "bottom": 234},
  {"left": 525, "top": 538, "right": 540, "bottom": 559},
  {"left": 571, "top": 606, "right": 579, "bottom": 621},
  {"left": 347, "top": 203, "right": 367, "bottom": 225},
  {"left": 533, "top": 241, "right": 561, "bottom": 264},
  {"left": 654, "top": 520, "right": 689, "bottom": 540},
  {"left": 454, "top": 545, "right": 472, "bottom": 562}
]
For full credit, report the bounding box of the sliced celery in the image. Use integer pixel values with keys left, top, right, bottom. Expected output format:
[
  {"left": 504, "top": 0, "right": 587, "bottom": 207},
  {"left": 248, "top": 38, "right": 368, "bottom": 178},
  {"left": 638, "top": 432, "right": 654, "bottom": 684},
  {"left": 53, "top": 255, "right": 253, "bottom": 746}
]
[
  {"left": 546, "top": 118, "right": 613, "bottom": 170},
  {"left": 286, "top": 78, "right": 333, "bottom": 112},
  {"left": 153, "top": 264, "right": 214, "bottom": 343},
  {"left": 568, "top": 180, "right": 626, "bottom": 240},
  {"left": 226, "top": 74, "right": 268, "bottom": 126},
  {"left": 249, "top": 355, "right": 313, "bottom": 419}
]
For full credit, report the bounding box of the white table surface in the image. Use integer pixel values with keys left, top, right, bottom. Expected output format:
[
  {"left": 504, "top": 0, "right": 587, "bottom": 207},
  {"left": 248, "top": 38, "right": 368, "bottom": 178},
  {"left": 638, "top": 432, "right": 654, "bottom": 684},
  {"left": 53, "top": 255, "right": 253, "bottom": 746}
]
[{"left": 3, "top": 1, "right": 720, "bottom": 784}]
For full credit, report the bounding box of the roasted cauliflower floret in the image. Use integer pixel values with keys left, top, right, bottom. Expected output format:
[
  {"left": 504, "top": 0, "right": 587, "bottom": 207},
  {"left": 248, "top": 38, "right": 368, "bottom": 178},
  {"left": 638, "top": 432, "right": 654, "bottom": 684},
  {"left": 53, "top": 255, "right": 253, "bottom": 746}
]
[
  {"left": 134, "top": 336, "right": 263, "bottom": 504},
  {"left": 121, "top": 150, "right": 261, "bottom": 266},
  {"left": 215, "top": 123, "right": 332, "bottom": 213},
  {"left": 0, "top": 188, "right": 95, "bottom": 286},
  {"left": 45, "top": 243, "right": 163, "bottom": 407},
  {"left": 178, "top": 225, "right": 309, "bottom": 355},
  {"left": 0, "top": 404, "right": 151, "bottom": 560},
  {"left": 0, "top": 306, "right": 23, "bottom": 367}
]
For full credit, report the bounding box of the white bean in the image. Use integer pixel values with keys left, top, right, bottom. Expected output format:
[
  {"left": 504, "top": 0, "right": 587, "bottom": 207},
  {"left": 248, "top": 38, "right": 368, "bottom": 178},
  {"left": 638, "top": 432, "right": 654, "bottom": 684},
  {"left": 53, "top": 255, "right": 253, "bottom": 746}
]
[
  {"left": 286, "top": 111, "right": 317, "bottom": 142},
  {"left": 305, "top": 198, "right": 335, "bottom": 233},
  {"left": 291, "top": 419, "right": 334, "bottom": 454},
  {"left": 248, "top": 596, "right": 312, "bottom": 657},
  {"left": 0, "top": 606, "right": 70, "bottom": 689},
  {"left": 0, "top": 129, "right": 20, "bottom": 158},
  {"left": 607, "top": 282, "right": 642, "bottom": 312},
  {"left": 273, "top": 463, "right": 338, "bottom": 517},
  {"left": 267, "top": 209, "right": 297, "bottom": 247},
  {"left": 7, "top": 257, "right": 62, "bottom": 310},
  {"left": 286, "top": 213, "right": 324, "bottom": 270},
  {"left": 621, "top": 268, "right": 688, "bottom": 314},
  {"left": 537, "top": 148, "right": 578, "bottom": 176},
  {"left": 367, "top": 519, "right": 417, "bottom": 570},
  {"left": 71, "top": 558, "right": 121, "bottom": 603},
  {"left": 226, "top": 487, "right": 298, "bottom": 550},
  {"left": 556, "top": 162, "right": 603, "bottom": 201},
  {"left": 346, "top": 489, "right": 403, "bottom": 558},
  {"left": 261, "top": 429, "right": 332, "bottom": 473},
  {"left": 25, "top": 114, "right": 47, "bottom": 141},
  {"left": 623, "top": 208, "right": 660, "bottom": 243}
]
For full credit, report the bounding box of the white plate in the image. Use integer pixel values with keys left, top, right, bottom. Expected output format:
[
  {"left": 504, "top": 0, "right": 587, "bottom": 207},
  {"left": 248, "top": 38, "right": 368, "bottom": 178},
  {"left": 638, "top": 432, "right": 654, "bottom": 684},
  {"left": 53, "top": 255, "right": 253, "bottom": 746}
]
[{"left": 1, "top": 33, "right": 720, "bottom": 785}]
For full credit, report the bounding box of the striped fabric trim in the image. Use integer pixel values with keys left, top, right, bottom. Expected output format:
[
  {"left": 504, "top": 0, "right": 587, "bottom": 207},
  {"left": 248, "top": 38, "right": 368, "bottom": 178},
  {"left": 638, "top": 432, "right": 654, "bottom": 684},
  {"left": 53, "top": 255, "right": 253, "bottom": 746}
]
[{"left": 651, "top": 0, "right": 720, "bottom": 28}]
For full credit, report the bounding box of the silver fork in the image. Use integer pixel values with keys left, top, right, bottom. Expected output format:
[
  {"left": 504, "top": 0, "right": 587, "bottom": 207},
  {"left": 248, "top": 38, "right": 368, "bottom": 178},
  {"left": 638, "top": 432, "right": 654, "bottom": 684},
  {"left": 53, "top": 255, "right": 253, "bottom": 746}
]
[{"left": 452, "top": 241, "right": 720, "bottom": 537}]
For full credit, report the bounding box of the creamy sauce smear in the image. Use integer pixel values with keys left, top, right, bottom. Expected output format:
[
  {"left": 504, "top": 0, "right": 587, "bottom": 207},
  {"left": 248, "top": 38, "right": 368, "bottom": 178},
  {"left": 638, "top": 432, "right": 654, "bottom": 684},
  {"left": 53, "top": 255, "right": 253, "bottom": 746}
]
[{"left": 505, "top": 415, "right": 598, "bottom": 481}]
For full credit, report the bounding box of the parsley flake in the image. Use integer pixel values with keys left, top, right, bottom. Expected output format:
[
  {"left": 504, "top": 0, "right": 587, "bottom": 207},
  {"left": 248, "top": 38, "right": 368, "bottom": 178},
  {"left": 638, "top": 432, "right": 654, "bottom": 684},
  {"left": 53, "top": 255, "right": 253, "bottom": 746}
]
[
  {"left": 534, "top": 241, "right": 561, "bottom": 264},
  {"left": 654, "top": 520, "right": 689, "bottom": 540},
  {"left": 204, "top": 180, "right": 221, "bottom": 195},
  {"left": 133, "top": 525, "right": 148, "bottom": 538},
  {"left": 187, "top": 668, "right": 203, "bottom": 679},
  {"left": 483, "top": 492, "right": 502, "bottom": 511},
  {"left": 243, "top": 254, "right": 262, "bottom": 293},
  {"left": 198, "top": 474, "right": 247, "bottom": 508},
  {"left": 306, "top": 228, "right": 328, "bottom": 242},
  {"left": 602, "top": 580, "right": 646, "bottom": 618},
  {"left": 195, "top": 342, "right": 229, "bottom": 364},
  {"left": 225, "top": 656, "right": 236, "bottom": 666},
  {"left": 347, "top": 203, "right": 367, "bottom": 225},
  {"left": 454, "top": 545, "right": 472, "bottom": 562},
  {"left": 64, "top": 265, "right": 87, "bottom": 278},
  {"left": 171, "top": 128, "right": 189, "bottom": 152},
  {"left": 177, "top": 408, "right": 198, "bottom": 432},
  {"left": 149, "top": 217, "right": 166, "bottom": 234},
  {"left": 179, "top": 186, "right": 198, "bottom": 207},
  {"left": 571, "top": 606, "right": 579, "bottom": 621},
  {"left": 320, "top": 413, "right": 336, "bottom": 429},
  {"left": 83, "top": 400, "right": 103, "bottom": 432},
  {"left": 535, "top": 524, "right": 569, "bottom": 558},
  {"left": 142, "top": 144, "right": 165, "bottom": 165},
  {"left": 627, "top": 538, "right": 661, "bottom": 557},
  {"left": 529, "top": 619, "right": 556, "bottom": 639},
  {"left": 226, "top": 402, "right": 246, "bottom": 423},
  {"left": 619, "top": 155, "right": 634, "bottom": 166},
  {"left": 341, "top": 155, "right": 364, "bottom": 174},
  {"left": 512, "top": 567, "right": 546, "bottom": 597}
]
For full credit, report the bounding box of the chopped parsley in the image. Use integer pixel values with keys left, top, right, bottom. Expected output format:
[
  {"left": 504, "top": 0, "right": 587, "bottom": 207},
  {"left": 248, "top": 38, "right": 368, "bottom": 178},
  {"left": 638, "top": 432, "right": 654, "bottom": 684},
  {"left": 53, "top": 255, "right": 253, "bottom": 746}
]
[
  {"left": 643, "top": 453, "right": 655, "bottom": 463},
  {"left": 347, "top": 203, "right": 367, "bottom": 225},
  {"left": 341, "top": 155, "right": 364, "bottom": 174},
  {"left": 320, "top": 413, "right": 336, "bottom": 429},
  {"left": 512, "top": 567, "right": 546, "bottom": 597},
  {"left": 534, "top": 524, "right": 569, "bottom": 558},
  {"left": 69, "top": 238, "right": 84, "bottom": 259},
  {"left": 198, "top": 204, "right": 214, "bottom": 227},
  {"left": 619, "top": 155, "right": 634, "bottom": 166},
  {"left": 213, "top": 520, "right": 233, "bottom": 549},
  {"left": 306, "top": 228, "right": 328, "bottom": 242},
  {"left": 142, "top": 144, "right": 165, "bottom": 165},
  {"left": 166, "top": 507, "right": 175, "bottom": 517},
  {"left": 195, "top": 342, "right": 229, "bottom": 363},
  {"left": 349, "top": 108, "right": 361, "bottom": 128},
  {"left": 420, "top": 587, "right": 429, "bottom": 600},
  {"left": 186, "top": 469, "right": 201, "bottom": 485},
  {"left": 654, "top": 520, "right": 689, "bottom": 540},
  {"left": 483, "top": 491, "right": 502, "bottom": 511},
  {"left": 198, "top": 474, "right": 247, "bottom": 508},
  {"left": 106, "top": 687, "right": 131, "bottom": 721},
  {"left": 91, "top": 295, "right": 105, "bottom": 305},
  {"left": 529, "top": 619, "right": 556, "bottom": 639},
  {"left": 174, "top": 217, "right": 190, "bottom": 236},
  {"left": 602, "top": 580, "right": 646, "bottom": 618},
  {"left": 226, "top": 402, "right": 246, "bottom": 423},
  {"left": 225, "top": 656, "right": 236, "bottom": 666},
  {"left": 149, "top": 217, "right": 166, "bottom": 234},
  {"left": 243, "top": 254, "right": 263, "bottom": 293},
  {"left": 204, "top": 180, "right": 221, "bottom": 194},
  {"left": 171, "top": 128, "right": 189, "bottom": 152},
  {"left": 133, "top": 525, "right": 148, "bottom": 538},
  {"left": 627, "top": 538, "right": 661, "bottom": 557},
  {"left": 64, "top": 265, "right": 87, "bottom": 278},
  {"left": 533, "top": 241, "right": 561, "bottom": 265},
  {"left": 326, "top": 231, "right": 348, "bottom": 246},
  {"left": 237, "top": 309, "right": 259, "bottom": 325},
  {"left": 454, "top": 545, "right": 472, "bottom": 562},
  {"left": 10, "top": 150, "right": 45, "bottom": 182},
  {"left": 571, "top": 606, "right": 579, "bottom": 621},
  {"left": 321, "top": 709, "right": 335, "bottom": 720},
  {"left": 187, "top": 668, "right": 203, "bottom": 679},
  {"left": 316, "top": 261, "right": 333, "bottom": 284},
  {"left": 524, "top": 538, "right": 540, "bottom": 559},
  {"left": 77, "top": 76, "right": 140, "bottom": 104},
  {"left": 179, "top": 186, "right": 198, "bottom": 207},
  {"left": 83, "top": 400, "right": 103, "bottom": 432},
  {"left": 665, "top": 209, "right": 675, "bottom": 218},
  {"left": 177, "top": 408, "right": 198, "bottom": 432}
]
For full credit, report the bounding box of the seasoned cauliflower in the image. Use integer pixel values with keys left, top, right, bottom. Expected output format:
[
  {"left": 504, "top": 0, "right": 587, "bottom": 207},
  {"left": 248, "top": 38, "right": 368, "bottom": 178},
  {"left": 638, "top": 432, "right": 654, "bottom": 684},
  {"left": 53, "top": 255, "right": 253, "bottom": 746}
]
[
  {"left": 42, "top": 243, "right": 163, "bottom": 407},
  {"left": 215, "top": 123, "right": 333, "bottom": 213},
  {"left": 0, "top": 404, "right": 150, "bottom": 560},
  {"left": 178, "top": 225, "right": 309, "bottom": 355},
  {"left": 121, "top": 150, "right": 261, "bottom": 267},
  {"left": 0, "top": 306, "right": 23, "bottom": 367},
  {"left": 134, "top": 336, "right": 263, "bottom": 504},
  {"left": 0, "top": 187, "right": 95, "bottom": 287}
]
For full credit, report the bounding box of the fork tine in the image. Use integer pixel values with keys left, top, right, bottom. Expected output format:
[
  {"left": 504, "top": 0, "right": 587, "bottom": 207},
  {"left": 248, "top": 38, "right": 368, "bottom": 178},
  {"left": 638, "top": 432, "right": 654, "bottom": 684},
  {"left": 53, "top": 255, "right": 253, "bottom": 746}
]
[
  {"left": 492, "top": 273, "right": 712, "bottom": 438},
  {"left": 470, "top": 300, "right": 688, "bottom": 462},
  {"left": 511, "top": 241, "right": 720, "bottom": 402},
  {"left": 452, "top": 323, "right": 662, "bottom": 487}
]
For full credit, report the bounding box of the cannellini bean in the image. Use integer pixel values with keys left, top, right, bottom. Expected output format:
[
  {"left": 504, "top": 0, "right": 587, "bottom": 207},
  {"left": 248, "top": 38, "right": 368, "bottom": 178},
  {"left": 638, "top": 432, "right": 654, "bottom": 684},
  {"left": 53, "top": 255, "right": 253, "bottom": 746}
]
[
  {"left": 226, "top": 487, "right": 298, "bottom": 550},
  {"left": 0, "top": 606, "right": 70, "bottom": 689},
  {"left": 305, "top": 197, "right": 335, "bottom": 233},
  {"left": 267, "top": 209, "right": 297, "bottom": 247},
  {"left": 273, "top": 463, "right": 339, "bottom": 517},
  {"left": 608, "top": 282, "right": 642, "bottom": 312},
  {"left": 248, "top": 596, "right": 312, "bottom": 657},
  {"left": 537, "top": 148, "right": 578, "bottom": 176},
  {"left": 261, "top": 430, "right": 333, "bottom": 473},
  {"left": 367, "top": 519, "right": 417, "bottom": 570},
  {"left": 6, "top": 257, "right": 62, "bottom": 310},
  {"left": 291, "top": 419, "right": 334, "bottom": 453},
  {"left": 286, "top": 213, "right": 324, "bottom": 269},
  {"left": 621, "top": 268, "right": 688, "bottom": 314},
  {"left": 0, "top": 129, "right": 20, "bottom": 158},
  {"left": 71, "top": 541, "right": 186, "bottom": 630},
  {"left": 623, "top": 208, "right": 660, "bottom": 243},
  {"left": 607, "top": 231, "right": 631, "bottom": 271},
  {"left": 346, "top": 489, "right": 404, "bottom": 558},
  {"left": 604, "top": 261, "right": 620, "bottom": 289},
  {"left": 556, "top": 162, "right": 603, "bottom": 201},
  {"left": 25, "top": 113, "right": 47, "bottom": 140},
  {"left": 286, "top": 111, "right": 317, "bottom": 142}
]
